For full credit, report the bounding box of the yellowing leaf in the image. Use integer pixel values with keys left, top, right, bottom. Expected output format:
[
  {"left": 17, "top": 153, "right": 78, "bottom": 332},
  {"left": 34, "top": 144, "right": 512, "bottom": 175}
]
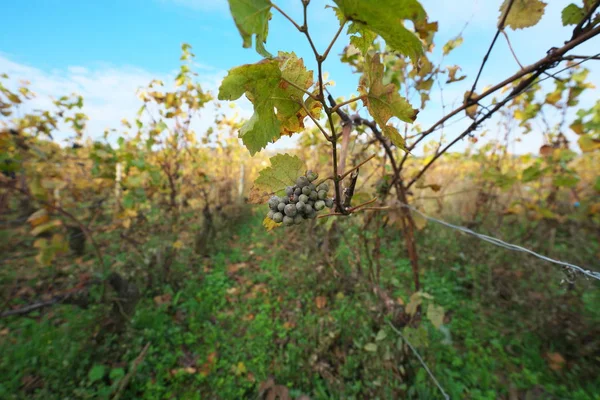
[
  {"left": 500, "top": 0, "right": 547, "bottom": 30},
  {"left": 446, "top": 65, "right": 466, "bottom": 83},
  {"left": 464, "top": 91, "right": 478, "bottom": 120},
  {"left": 364, "top": 343, "right": 378, "bottom": 352},
  {"left": 413, "top": 212, "right": 427, "bottom": 231},
  {"left": 228, "top": 0, "right": 272, "bottom": 57},
  {"left": 569, "top": 121, "right": 584, "bottom": 135},
  {"left": 426, "top": 304, "right": 445, "bottom": 329},
  {"left": 263, "top": 216, "right": 279, "bottom": 231},
  {"left": 359, "top": 54, "right": 418, "bottom": 150},
  {"left": 27, "top": 209, "right": 49, "bottom": 228},
  {"left": 31, "top": 219, "right": 62, "bottom": 237},
  {"left": 578, "top": 134, "right": 600, "bottom": 152},
  {"left": 443, "top": 36, "right": 464, "bottom": 55},
  {"left": 233, "top": 361, "right": 247, "bottom": 376},
  {"left": 173, "top": 240, "right": 184, "bottom": 249}
]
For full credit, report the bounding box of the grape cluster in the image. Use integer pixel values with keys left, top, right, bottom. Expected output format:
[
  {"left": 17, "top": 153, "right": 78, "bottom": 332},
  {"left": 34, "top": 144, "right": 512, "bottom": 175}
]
[{"left": 266, "top": 170, "right": 334, "bottom": 226}]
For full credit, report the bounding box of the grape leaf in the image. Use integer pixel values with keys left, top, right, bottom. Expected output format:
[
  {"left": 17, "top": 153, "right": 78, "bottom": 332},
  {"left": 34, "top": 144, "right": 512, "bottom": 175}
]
[
  {"left": 500, "top": 0, "right": 547, "bottom": 30},
  {"left": 218, "top": 53, "right": 313, "bottom": 154},
  {"left": 348, "top": 23, "right": 378, "bottom": 55},
  {"left": 333, "top": 0, "right": 427, "bottom": 62},
  {"left": 227, "top": 0, "right": 272, "bottom": 57},
  {"left": 248, "top": 153, "right": 304, "bottom": 205},
  {"left": 578, "top": 134, "right": 600, "bottom": 152},
  {"left": 561, "top": 4, "right": 585, "bottom": 26},
  {"left": 446, "top": 66, "right": 466, "bottom": 83},
  {"left": 358, "top": 54, "right": 418, "bottom": 150}
]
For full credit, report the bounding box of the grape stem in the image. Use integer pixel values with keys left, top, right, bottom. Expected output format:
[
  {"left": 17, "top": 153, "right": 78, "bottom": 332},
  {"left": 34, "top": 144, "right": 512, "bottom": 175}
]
[
  {"left": 318, "top": 197, "right": 380, "bottom": 218},
  {"left": 316, "top": 153, "right": 376, "bottom": 186}
]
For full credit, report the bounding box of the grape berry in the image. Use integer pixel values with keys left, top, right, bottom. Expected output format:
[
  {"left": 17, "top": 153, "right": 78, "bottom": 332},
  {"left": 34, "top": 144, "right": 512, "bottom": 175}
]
[{"left": 266, "top": 170, "right": 334, "bottom": 225}]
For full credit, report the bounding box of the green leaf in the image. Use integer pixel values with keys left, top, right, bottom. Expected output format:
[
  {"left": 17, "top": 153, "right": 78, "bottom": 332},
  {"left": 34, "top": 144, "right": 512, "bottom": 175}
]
[
  {"left": 88, "top": 364, "right": 106, "bottom": 383},
  {"left": 522, "top": 165, "right": 543, "bottom": 182},
  {"left": 553, "top": 174, "right": 580, "bottom": 188},
  {"left": 359, "top": 54, "right": 418, "bottom": 150},
  {"left": 364, "top": 343, "right": 378, "bottom": 352},
  {"left": 375, "top": 330, "right": 388, "bottom": 341},
  {"left": 561, "top": 3, "right": 585, "bottom": 26},
  {"left": 227, "top": 0, "right": 272, "bottom": 57},
  {"left": 594, "top": 176, "right": 600, "bottom": 192},
  {"left": 218, "top": 53, "right": 313, "bottom": 154},
  {"left": 109, "top": 368, "right": 125, "bottom": 382},
  {"left": 348, "top": 23, "right": 378, "bottom": 55},
  {"left": 500, "top": 0, "right": 547, "bottom": 30},
  {"left": 252, "top": 153, "right": 304, "bottom": 199},
  {"left": 333, "top": 0, "right": 426, "bottom": 62},
  {"left": 426, "top": 304, "right": 445, "bottom": 329}
]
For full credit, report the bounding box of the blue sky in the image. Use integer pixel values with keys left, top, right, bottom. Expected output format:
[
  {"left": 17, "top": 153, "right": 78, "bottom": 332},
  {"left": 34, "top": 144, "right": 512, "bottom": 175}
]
[{"left": 1, "top": 0, "right": 599, "bottom": 154}]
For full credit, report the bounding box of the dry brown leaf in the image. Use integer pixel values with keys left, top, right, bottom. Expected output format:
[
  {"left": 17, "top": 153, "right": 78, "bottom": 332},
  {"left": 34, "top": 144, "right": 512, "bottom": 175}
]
[{"left": 315, "top": 296, "right": 327, "bottom": 309}]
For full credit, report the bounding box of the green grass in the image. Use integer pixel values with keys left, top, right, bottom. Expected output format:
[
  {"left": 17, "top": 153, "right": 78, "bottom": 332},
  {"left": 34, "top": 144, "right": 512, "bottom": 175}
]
[{"left": 1, "top": 211, "right": 598, "bottom": 399}]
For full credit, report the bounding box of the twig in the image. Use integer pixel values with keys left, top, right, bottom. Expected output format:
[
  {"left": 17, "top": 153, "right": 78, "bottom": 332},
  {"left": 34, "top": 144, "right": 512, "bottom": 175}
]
[
  {"left": 112, "top": 342, "right": 151, "bottom": 400},
  {"left": 271, "top": 4, "right": 303, "bottom": 31},
  {"left": 572, "top": 0, "right": 600, "bottom": 38},
  {"left": 330, "top": 96, "right": 365, "bottom": 114},
  {"left": 400, "top": 23, "right": 600, "bottom": 166},
  {"left": 298, "top": 101, "right": 330, "bottom": 140},
  {"left": 322, "top": 20, "right": 347, "bottom": 61},
  {"left": 467, "top": 0, "right": 516, "bottom": 100},
  {"left": 387, "top": 321, "right": 450, "bottom": 400},
  {"left": 340, "top": 154, "right": 376, "bottom": 180}
]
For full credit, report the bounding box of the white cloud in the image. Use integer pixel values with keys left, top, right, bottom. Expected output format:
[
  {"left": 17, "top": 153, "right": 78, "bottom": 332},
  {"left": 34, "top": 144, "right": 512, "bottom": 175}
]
[{"left": 0, "top": 53, "right": 252, "bottom": 145}]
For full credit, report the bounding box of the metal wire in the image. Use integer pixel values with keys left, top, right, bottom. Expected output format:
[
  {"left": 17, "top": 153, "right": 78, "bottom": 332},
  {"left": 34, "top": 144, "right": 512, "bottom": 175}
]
[
  {"left": 402, "top": 204, "right": 600, "bottom": 282},
  {"left": 388, "top": 321, "right": 450, "bottom": 400}
]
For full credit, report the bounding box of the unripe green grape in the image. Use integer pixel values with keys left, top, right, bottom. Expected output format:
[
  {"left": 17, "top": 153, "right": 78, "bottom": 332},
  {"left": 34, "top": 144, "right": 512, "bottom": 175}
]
[
  {"left": 285, "top": 186, "right": 294, "bottom": 196},
  {"left": 296, "top": 201, "right": 306, "bottom": 212},
  {"left": 294, "top": 187, "right": 302, "bottom": 195},
  {"left": 308, "top": 183, "right": 316, "bottom": 191},
  {"left": 305, "top": 204, "right": 313, "bottom": 213},
  {"left": 283, "top": 215, "right": 294, "bottom": 226},
  {"left": 267, "top": 210, "right": 275, "bottom": 219},
  {"left": 299, "top": 194, "right": 309, "bottom": 204},
  {"left": 284, "top": 203, "right": 297, "bottom": 217},
  {"left": 309, "top": 190, "right": 318, "bottom": 201},
  {"left": 325, "top": 198, "right": 334, "bottom": 208},
  {"left": 308, "top": 200, "right": 314, "bottom": 207},
  {"left": 282, "top": 196, "right": 290, "bottom": 204},
  {"left": 318, "top": 183, "right": 329, "bottom": 192},
  {"left": 301, "top": 186, "right": 311, "bottom": 195},
  {"left": 306, "top": 209, "right": 317, "bottom": 219},
  {"left": 318, "top": 190, "right": 327, "bottom": 200},
  {"left": 306, "top": 170, "right": 318, "bottom": 182},
  {"left": 277, "top": 202, "right": 286, "bottom": 212},
  {"left": 294, "top": 215, "right": 303, "bottom": 225},
  {"left": 315, "top": 200, "right": 325, "bottom": 211},
  {"left": 296, "top": 176, "right": 309, "bottom": 188},
  {"left": 273, "top": 212, "right": 284, "bottom": 223},
  {"left": 292, "top": 194, "right": 300, "bottom": 203}
]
